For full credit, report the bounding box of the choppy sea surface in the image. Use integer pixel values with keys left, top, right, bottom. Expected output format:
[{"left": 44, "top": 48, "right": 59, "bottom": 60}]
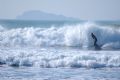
[{"left": 0, "top": 20, "right": 120, "bottom": 80}]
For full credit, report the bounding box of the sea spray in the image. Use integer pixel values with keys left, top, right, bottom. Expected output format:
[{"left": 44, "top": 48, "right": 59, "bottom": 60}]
[{"left": 0, "top": 22, "right": 120, "bottom": 49}]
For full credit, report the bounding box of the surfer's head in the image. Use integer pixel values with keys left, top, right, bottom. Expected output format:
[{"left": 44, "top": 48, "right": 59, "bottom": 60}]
[{"left": 91, "top": 33, "right": 94, "bottom": 36}]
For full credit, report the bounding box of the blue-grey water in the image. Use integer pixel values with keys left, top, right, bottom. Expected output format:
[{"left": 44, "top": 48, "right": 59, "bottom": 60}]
[{"left": 0, "top": 20, "right": 120, "bottom": 80}]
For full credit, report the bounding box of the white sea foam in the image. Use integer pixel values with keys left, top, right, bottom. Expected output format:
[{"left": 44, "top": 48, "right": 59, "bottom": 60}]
[
  {"left": 0, "top": 48, "right": 120, "bottom": 68},
  {"left": 0, "top": 22, "right": 120, "bottom": 49}
]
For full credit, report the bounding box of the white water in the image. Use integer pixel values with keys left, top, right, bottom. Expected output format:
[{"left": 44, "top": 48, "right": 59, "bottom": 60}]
[
  {"left": 0, "top": 48, "right": 120, "bottom": 68},
  {"left": 0, "top": 22, "right": 120, "bottom": 49},
  {"left": 0, "top": 22, "right": 120, "bottom": 80}
]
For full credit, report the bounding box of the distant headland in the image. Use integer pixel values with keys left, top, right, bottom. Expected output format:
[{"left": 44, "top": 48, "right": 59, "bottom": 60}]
[{"left": 16, "top": 10, "right": 79, "bottom": 21}]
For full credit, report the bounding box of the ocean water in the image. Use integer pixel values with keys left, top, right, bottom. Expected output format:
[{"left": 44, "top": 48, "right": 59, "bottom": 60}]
[{"left": 0, "top": 20, "right": 120, "bottom": 80}]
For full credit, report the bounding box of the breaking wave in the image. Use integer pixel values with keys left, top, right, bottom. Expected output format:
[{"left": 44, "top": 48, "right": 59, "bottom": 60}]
[
  {"left": 0, "top": 48, "right": 120, "bottom": 68},
  {"left": 0, "top": 22, "right": 120, "bottom": 49}
]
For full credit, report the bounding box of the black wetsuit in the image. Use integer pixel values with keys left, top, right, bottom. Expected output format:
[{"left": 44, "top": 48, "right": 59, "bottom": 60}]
[
  {"left": 91, "top": 33, "right": 101, "bottom": 50},
  {"left": 91, "top": 33, "right": 97, "bottom": 46}
]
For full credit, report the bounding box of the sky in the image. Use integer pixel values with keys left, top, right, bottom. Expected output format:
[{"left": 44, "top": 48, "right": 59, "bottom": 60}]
[{"left": 0, "top": 0, "right": 120, "bottom": 20}]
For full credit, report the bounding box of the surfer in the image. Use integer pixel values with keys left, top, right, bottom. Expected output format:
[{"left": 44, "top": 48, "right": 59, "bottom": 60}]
[
  {"left": 91, "top": 33, "right": 101, "bottom": 50},
  {"left": 91, "top": 33, "right": 97, "bottom": 46}
]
